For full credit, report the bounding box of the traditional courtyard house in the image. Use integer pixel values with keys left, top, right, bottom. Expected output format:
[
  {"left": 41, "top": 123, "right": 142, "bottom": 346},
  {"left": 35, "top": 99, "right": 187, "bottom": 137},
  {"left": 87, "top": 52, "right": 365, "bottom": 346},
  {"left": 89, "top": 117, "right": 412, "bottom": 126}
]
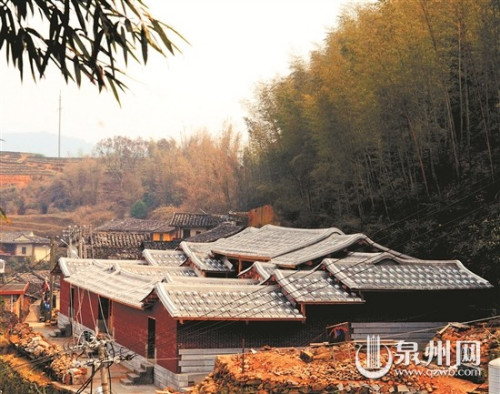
[
  {"left": 0, "top": 231, "right": 50, "bottom": 262},
  {"left": 53, "top": 224, "right": 494, "bottom": 390},
  {"left": 169, "top": 213, "right": 222, "bottom": 239},
  {"left": 91, "top": 218, "right": 175, "bottom": 259}
]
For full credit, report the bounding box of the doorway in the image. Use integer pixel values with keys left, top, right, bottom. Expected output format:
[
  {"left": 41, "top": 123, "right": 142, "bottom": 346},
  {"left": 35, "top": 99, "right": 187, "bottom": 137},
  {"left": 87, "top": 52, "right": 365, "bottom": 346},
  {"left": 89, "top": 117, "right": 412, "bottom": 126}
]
[{"left": 147, "top": 317, "right": 156, "bottom": 359}]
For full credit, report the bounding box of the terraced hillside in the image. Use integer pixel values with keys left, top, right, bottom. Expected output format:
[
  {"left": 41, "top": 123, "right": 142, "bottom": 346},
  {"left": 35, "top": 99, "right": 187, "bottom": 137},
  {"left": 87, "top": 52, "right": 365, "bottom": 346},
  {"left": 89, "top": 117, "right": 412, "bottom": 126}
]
[
  {"left": 0, "top": 213, "right": 76, "bottom": 238},
  {"left": 0, "top": 151, "right": 79, "bottom": 187}
]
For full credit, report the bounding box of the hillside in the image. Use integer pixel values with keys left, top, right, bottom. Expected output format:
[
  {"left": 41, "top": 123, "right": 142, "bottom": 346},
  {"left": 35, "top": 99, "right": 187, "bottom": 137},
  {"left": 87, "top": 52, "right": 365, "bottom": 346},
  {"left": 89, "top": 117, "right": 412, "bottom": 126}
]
[
  {"left": 0, "top": 213, "right": 76, "bottom": 238},
  {"left": 0, "top": 151, "right": 79, "bottom": 188}
]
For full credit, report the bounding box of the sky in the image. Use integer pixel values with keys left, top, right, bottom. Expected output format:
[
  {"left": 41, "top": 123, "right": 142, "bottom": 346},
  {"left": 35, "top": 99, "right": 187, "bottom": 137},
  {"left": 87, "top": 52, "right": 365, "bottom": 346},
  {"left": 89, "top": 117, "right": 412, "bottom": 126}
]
[{"left": 0, "top": 0, "right": 366, "bottom": 151}]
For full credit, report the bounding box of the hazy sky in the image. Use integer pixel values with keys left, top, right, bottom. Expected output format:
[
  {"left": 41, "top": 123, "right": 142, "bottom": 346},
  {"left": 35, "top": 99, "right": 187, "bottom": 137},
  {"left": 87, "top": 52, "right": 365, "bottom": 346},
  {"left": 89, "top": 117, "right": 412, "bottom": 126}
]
[{"left": 0, "top": 0, "right": 364, "bottom": 146}]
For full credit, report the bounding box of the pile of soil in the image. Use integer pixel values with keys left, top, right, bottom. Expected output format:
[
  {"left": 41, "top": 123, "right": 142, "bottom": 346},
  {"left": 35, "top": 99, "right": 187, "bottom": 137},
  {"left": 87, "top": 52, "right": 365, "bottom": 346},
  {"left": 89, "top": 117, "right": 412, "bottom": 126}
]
[{"left": 191, "top": 321, "right": 500, "bottom": 393}]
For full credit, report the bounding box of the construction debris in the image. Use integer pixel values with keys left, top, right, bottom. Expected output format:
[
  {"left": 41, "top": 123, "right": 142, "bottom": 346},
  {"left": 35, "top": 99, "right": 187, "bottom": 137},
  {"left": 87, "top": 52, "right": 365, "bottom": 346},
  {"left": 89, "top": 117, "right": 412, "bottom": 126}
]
[
  {"left": 8, "top": 322, "right": 87, "bottom": 385},
  {"left": 191, "top": 321, "right": 500, "bottom": 394}
]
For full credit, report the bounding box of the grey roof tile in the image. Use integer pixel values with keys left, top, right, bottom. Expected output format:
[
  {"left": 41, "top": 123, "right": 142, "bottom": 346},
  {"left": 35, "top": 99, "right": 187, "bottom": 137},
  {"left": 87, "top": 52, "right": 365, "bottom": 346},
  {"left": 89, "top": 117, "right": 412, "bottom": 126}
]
[
  {"left": 0, "top": 231, "right": 50, "bottom": 244},
  {"left": 274, "top": 269, "right": 364, "bottom": 304},
  {"left": 211, "top": 225, "right": 344, "bottom": 260},
  {"left": 143, "top": 249, "right": 187, "bottom": 266},
  {"left": 95, "top": 218, "right": 174, "bottom": 232},
  {"left": 169, "top": 213, "right": 221, "bottom": 228},
  {"left": 156, "top": 282, "right": 304, "bottom": 321},
  {"left": 323, "top": 252, "right": 493, "bottom": 291},
  {"left": 181, "top": 242, "right": 234, "bottom": 273},
  {"left": 270, "top": 233, "right": 368, "bottom": 267},
  {"left": 184, "top": 223, "right": 245, "bottom": 243}
]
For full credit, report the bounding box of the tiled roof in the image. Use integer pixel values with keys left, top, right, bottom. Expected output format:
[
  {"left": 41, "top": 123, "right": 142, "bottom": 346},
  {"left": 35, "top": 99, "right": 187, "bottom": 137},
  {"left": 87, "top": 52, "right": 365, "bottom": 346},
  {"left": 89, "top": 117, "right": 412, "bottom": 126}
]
[
  {"left": 143, "top": 249, "right": 187, "bottom": 266},
  {"left": 141, "top": 240, "right": 182, "bottom": 250},
  {"left": 12, "top": 270, "right": 53, "bottom": 296},
  {"left": 273, "top": 269, "right": 364, "bottom": 304},
  {"left": 57, "top": 259, "right": 200, "bottom": 308},
  {"left": 58, "top": 258, "right": 144, "bottom": 277},
  {"left": 184, "top": 223, "right": 245, "bottom": 243},
  {"left": 155, "top": 282, "right": 305, "bottom": 321},
  {"left": 0, "top": 231, "right": 50, "bottom": 245},
  {"left": 112, "top": 262, "right": 195, "bottom": 279},
  {"left": 58, "top": 259, "right": 163, "bottom": 308},
  {"left": 164, "top": 276, "right": 258, "bottom": 286},
  {"left": 0, "top": 282, "right": 29, "bottom": 295},
  {"left": 270, "top": 233, "right": 370, "bottom": 268},
  {"left": 91, "top": 232, "right": 150, "bottom": 248},
  {"left": 95, "top": 218, "right": 174, "bottom": 233},
  {"left": 169, "top": 213, "right": 221, "bottom": 229},
  {"left": 181, "top": 242, "right": 234, "bottom": 273},
  {"left": 211, "top": 225, "right": 344, "bottom": 260},
  {"left": 238, "top": 262, "right": 277, "bottom": 282},
  {"left": 323, "top": 252, "right": 493, "bottom": 291}
]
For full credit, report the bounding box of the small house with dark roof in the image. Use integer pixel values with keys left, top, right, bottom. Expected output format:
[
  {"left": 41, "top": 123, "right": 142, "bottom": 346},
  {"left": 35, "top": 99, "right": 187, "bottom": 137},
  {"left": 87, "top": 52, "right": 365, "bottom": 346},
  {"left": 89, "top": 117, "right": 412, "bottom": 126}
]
[
  {"left": 0, "top": 282, "right": 29, "bottom": 318},
  {"left": 53, "top": 224, "right": 494, "bottom": 390},
  {"left": 169, "top": 213, "right": 221, "bottom": 239},
  {"left": 0, "top": 231, "right": 50, "bottom": 262},
  {"left": 91, "top": 218, "right": 176, "bottom": 259}
]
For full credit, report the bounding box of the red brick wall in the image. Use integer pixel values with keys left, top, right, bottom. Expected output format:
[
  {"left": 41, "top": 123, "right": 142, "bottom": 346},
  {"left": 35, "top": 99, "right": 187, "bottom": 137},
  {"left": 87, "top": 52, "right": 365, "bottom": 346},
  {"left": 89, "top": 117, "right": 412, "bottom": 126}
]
[
  {"left": 59, "top": 277, "right": 179, "bottom": 373},
  {"left": 113, "top": 303, "right": 148, "bottom": 357},
  {"left": 59, "top": 279, "right": 70, "bottom": 316},
  {"left": 151, "top": 302, "right": 178, "bottom": 372},
  {"left": 113, "top": 302, "right": 178, "bottom": 372},
  {"left": 71, "top": 287, "right": 99, "bottom": 331}
]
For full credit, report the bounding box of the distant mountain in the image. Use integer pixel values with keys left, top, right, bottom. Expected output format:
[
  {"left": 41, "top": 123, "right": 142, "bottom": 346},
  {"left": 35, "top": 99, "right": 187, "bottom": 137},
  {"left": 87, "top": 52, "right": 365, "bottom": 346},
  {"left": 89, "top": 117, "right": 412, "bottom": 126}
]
[{"left": 0, "top": 132, "right": 94, "bottom": 157}]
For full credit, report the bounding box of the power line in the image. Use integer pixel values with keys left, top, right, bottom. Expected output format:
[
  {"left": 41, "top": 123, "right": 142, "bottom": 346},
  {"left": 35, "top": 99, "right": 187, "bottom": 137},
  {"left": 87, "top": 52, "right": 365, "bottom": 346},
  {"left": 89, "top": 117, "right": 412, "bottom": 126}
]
[{"left": 116, "top": 192, "right": 497, "bottom": 360}]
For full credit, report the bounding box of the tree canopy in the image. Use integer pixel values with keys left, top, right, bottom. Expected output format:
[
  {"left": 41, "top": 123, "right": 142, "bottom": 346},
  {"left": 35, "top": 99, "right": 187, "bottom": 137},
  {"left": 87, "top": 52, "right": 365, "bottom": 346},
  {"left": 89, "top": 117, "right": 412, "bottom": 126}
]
[
  {"left": 0, "top": 0, "right": 185, "bottom": 100},
  {"left": 243, "top": 0, "right": 499, "bottom": 283}
]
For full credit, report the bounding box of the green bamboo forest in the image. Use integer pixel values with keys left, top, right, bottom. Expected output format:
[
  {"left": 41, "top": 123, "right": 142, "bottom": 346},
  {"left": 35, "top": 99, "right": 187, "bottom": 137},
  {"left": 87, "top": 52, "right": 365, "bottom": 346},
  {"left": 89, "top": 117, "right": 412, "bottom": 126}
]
[{"left": 241, "top": 0, "right": 499, "bottom": 286}]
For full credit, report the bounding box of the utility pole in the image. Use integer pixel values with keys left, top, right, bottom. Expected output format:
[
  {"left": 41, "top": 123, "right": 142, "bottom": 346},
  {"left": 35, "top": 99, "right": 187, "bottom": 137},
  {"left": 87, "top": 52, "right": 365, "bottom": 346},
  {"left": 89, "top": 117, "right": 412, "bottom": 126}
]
[
  {"left": 58, "top": 91, "right": 62, "bottom": 158},
  {"left": 47, "top": 237, "right": 56, "bottom": 322},
  {"left": 98, "top": 343, "right": 111, "bottom": 394},
  {"left": 78, "top": 226, "right": 83, "bottom": 258}
]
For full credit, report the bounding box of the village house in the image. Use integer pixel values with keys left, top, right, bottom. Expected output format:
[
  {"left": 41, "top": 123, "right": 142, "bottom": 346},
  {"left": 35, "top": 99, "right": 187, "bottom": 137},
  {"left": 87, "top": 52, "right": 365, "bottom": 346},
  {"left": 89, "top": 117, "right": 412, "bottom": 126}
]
[
  {"left": 0, "top": 261, "right": 30, "bottom": 319},
  {"left": 52, "top": 225, "right": 493, "bottom": 390},
  {"left": 169, "top": 213, "right": 222, "bottom": 239},
  {"left": 90, "top": 218, "right": 176, "bottom": 259},
  {"left": 0, "top": 231, "right": 50, "bottom": 262}
]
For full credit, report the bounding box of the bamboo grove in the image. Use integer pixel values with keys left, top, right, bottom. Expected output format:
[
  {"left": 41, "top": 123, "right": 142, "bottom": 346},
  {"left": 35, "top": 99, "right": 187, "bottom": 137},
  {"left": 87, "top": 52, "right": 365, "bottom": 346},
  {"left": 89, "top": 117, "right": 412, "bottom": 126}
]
[{"left": 241, "top": 0, "right": 499, "bottom": 283}]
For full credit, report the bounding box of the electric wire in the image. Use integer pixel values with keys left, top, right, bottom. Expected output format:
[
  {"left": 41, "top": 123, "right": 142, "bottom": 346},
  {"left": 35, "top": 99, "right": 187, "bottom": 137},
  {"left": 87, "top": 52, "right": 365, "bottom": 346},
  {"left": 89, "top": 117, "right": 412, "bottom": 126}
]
[
  {"left": 4, "top": 172, "right": 494, "bottom": 384},
  {"left": 114, "top": 189, "right": 498, "bottom": 360}
]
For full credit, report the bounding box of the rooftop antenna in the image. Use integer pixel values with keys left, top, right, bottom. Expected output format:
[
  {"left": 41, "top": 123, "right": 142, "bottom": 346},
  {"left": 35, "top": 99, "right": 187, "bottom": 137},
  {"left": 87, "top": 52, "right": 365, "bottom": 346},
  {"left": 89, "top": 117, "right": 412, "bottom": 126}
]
[{"left": 58, "top": 91, "right": 62, "bottom": 158}]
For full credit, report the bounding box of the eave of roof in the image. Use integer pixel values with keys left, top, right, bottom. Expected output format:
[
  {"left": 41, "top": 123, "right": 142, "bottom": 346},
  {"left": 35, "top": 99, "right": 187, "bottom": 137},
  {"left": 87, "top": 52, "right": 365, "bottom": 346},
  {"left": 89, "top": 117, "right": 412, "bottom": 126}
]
[{"left": 0, "top": 282, "right": 29, "bottom": 295}]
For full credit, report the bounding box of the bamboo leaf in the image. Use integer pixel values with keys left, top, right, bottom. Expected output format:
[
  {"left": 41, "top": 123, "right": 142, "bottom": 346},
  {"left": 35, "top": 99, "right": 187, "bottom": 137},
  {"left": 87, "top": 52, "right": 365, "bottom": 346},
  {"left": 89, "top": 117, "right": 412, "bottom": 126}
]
[
  {"left": 140, "top": 26, "right": 147, "bottom": 62},
  {"left": 73, "top": 56, "right": 82, "bottom": 85}
]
